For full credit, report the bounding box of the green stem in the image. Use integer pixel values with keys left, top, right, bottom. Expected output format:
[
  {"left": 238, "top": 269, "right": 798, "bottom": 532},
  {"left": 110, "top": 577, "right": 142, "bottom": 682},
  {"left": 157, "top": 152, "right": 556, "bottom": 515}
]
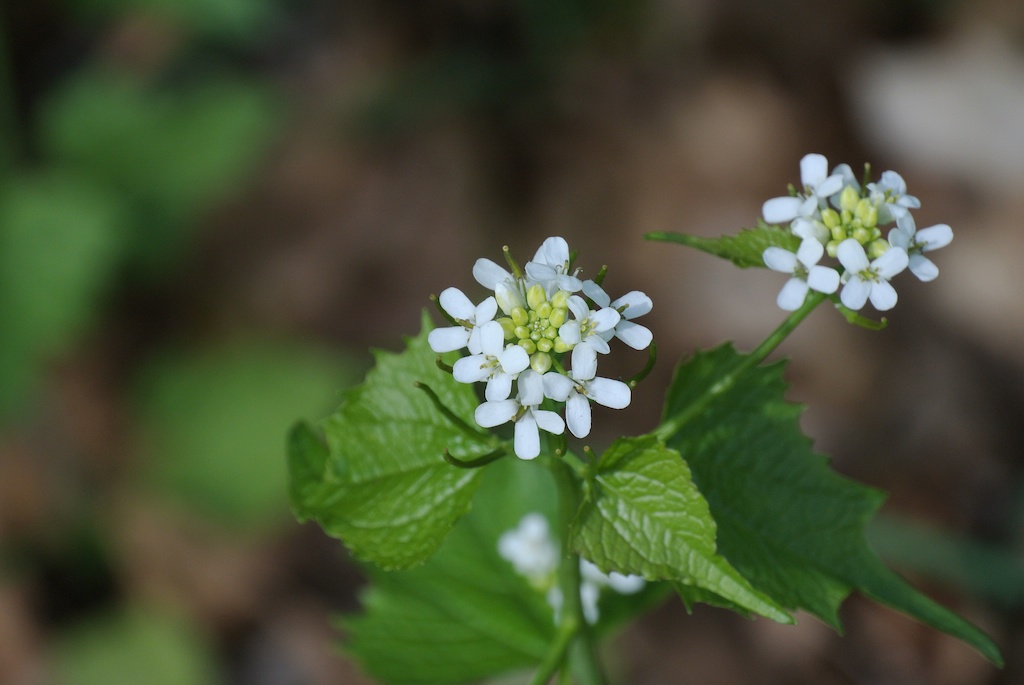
[
  {"left": 653, "top": 290, "right": 826, "bottom": 442},
  {"left": 546, "top": 457, "right": 607, "bottom": 685},
  {"left": 528, "top": 620, "right": 576, "bottom": 685}
]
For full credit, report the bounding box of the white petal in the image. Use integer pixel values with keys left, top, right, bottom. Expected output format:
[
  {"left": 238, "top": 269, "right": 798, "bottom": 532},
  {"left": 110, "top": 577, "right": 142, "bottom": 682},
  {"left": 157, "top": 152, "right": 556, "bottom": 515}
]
[
  {"left": 796, "top": 238, "right": 824, "bottom": 268},
  {"left": 571, "top": 343, "right": 598, "bottom": 381},
  {"left": 585, "top": 336, "right": 610, "bottom": 355},
  {"left": 798, "top": 195, "right": 819, "bottom": 218},
  {"left": 566, "top": 393, "right": 591, "bottom": 438},
  {"left": 525, "top": 261, "right": 557, "bottom": 284},
  {"left": 888, "top": 227, "right": 910, "bottom": 250},
  {"left": 807, "top": 265, "right": 840, "bottom": 294},
  {"left": 776, "top": 277, "right": 809, "bottom": 311},
  {"left": 800, "top": 153, "right": 829, "bottom": 187},
  {"left": 840, "top": 278, "right": 870, "bottom": 311},
  {"left": 559, "top": 321, "right": 581, "bottom": 345},
  {"left": 831, "top": 164, "right": 859, "bottom": 194},
  {"left": 587, "top": 377, "right": 630, "bottom": 409},
  {"left": 477, "top": 320, "right": 505, "bottom": 357},
  {"left": 439, "top": 287, "right": 475, "bottom": 320},
  {"left": 610, "top": 291, "right": 652, "bottom": 319},
  {"left": 473, "top": 258, "right": 510, "bottom": 289},
  {"left": 499, "top": 344, "right": 530, "bottom": 374},
  {"left": 518, "top": 369, "right": 544, "bottom": 406},
  {"left": 815, "top": 173, "right": 844, "bottom": 198},
  {"left": 555, "top": 273, "right": 583, "bottom": 294},
  {"left": 514, "top": 412, "right": 540, "bottom": 460},
  {"left": 583, "top": 280, "right": 610, "bottom": 307},
  {"left": 606, "top": 572, "right": 645, "bottom": 594},
  {"left": 916, "top": 224, "right": 953, "bottom": 251},
  {"left": 873, "top": 247, "right": 908, "bottom": 279},
  {"left": 896, "top": 213, "right": 916, "bottom": 235},
  {"left": 475, "top": 400, "right": 518, "bottom": 428},
  {"left": 566, "top": 295, "right": 590, "bottom": 321},
  {"left": 533, "top": 409, "right": 565, "bottom": 436},
  {"left": 453, "top": 355, "right": 492, "bottom": 384},
  {"left": 614, "top": 321, "right": 652, "bottom": 350},
  {"left": 533, "top": 236, "right": 569, "bottom": 266},
  {"left": 495, "top": 282, "right": 525, "bottom": 315},
  {"left": 580, "top": 582, "right": 600, "bottom": 625},
  {"left": 909, "top": 254, "right": 939, "bottom": 282},
  {"left": 762, "top": 196, "right": 801, "bottom": 224},
  {"left": 762, "top": 246, "right": 798, "bottom": 274},
  {"left": 428, "top": 326, "right": 470, "bottom": 353},
  {"left": 475, "top": 296, "right": 498, "bottom": 323},
  {"left": 589, "top": 307, "right": 621, "bottom": 333},
  {"left": 836, "top": 239, "right": 869, "bottom": 272},
  {"left": 543, "top": 372, "right": 574, "bottom": 402},
  {"left": 868, "top": 279, "right": 898, "bottom": 311},
  {"left": 792, "top": 218, "right": 829, "bottom": 243},
  {"left": 486, "top": 373, "right": 513, "bottom": 402}
]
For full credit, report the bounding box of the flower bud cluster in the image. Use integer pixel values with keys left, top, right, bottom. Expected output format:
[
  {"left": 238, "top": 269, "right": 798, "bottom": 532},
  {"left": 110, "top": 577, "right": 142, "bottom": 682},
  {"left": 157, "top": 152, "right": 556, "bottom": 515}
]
[
  {"left": 761, "top": 154, "right": 953, "bottom": 312},
  {"left": 429, "top": 237, "right": 653, "bottom": 460},
  {"left": 497, "top": 513, "right": 644, "bottom": 625}
]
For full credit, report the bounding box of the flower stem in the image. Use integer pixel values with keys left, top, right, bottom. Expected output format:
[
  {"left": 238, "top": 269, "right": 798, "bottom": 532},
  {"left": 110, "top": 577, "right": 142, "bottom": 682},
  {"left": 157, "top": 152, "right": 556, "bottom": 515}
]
[
  {"left": 543, "top": 457, "right": 608, "bottom": 685},
  {"left": 653, "top": 290, "right": 826, "bottom": 443}
]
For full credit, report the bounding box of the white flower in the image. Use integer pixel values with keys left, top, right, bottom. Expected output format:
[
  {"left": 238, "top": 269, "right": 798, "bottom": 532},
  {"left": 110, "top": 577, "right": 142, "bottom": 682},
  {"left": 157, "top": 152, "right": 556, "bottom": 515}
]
[
  {"left": 576, "top": 559, "right": 645, "bottom": 624},
  {"left": 762, "top": 239, "right": 840, "bottom": 311},
  {"left": 888, "top": 214, "right": 952, "bottom": 282},
  {"left": 582, "top": 280, "right": 653, "bottom": 351},
  {"left": 558, "top": 295, "right": 620, "bottom": 355},
  {"left": 498, "top": 513, "right": 559, "bottom": 587},
  {"left": 474, "top": 369, "right": 565, "bottom": 460},
  {"left": 543, "top": 345, "right": 630, "bottom": 439},
  {"left": 473, "top": 258, "right": 526, "bottom": 314},
  {"left": 837, "top": 239, "right": 909, "bottom": 311},
  {"left": 452, "top": 321, "right": 530, "bottom": 401},
  {"left": 427, "top": 287, "right": 499, "bottom": 354},
  {"left": 525, "top": 237, "right": 583, "bottom": 296},
  {"left": 762, "top": 153, "right": 845, "bottom": 224},
  {"left": 868, "top": 170, "right": 920, "bottom": 224}
]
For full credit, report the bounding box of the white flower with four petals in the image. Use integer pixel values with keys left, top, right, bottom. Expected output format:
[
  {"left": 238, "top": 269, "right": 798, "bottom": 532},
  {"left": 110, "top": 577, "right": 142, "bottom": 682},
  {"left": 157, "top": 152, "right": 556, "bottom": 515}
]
[{"left": 762, "top": 240, "right": 840, "bottom": 311}]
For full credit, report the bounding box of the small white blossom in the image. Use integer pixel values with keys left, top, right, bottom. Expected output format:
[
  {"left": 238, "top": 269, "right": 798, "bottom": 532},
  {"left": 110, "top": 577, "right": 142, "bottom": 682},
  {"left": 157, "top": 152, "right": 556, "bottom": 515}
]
[
  {"left": 452, "top": 321, "right": 530, "bottom": 401},
  {"left": 498, "top": 513, "right": 559, "bottom": 588},
  {"left": 837, "top": 239, "right": 908, "bottom": 311},
  {"left": 473, "top": 258, "right": 526, "bottom": 314},
  {"left": 762, "top": 239, "right": 840, "bottom": 311},
  {"left": 474, "top": 369, "right": 565, "bottom": 460},
  {"left": 888, "top": 214, "right": 952, "bottom": 282},
  {"left": 543, "top": 345, "right": 630, "bottom": 439},
  {"left": 868, "top": 170, "right": 920, "bottom": 224},
  {"left": 559, "top": 295, "right": 619, "bottom": 355},
  {"left": 427, "top": 287, "right": 499, "bottom": 354},
  {"left": 525, "top": 236, "right": 583, "bottom": 296},
  {"left": 582, "top": 280, "right": 653, "bottom": 351},
  {"left": 762, "top": 153, "right": 845, "bottom": 224}
]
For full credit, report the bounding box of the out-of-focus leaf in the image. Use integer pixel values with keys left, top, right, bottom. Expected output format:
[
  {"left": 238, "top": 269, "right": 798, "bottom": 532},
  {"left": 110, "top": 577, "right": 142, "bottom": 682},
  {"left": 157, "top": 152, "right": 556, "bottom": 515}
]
[
  {"left": 51, "top": 606, "right": 219, "bottom": 685},
  {"left": 65, "top": 0, "right": 277, "bottom": 44},
  {"left": 137, "top": 339, "right": 354, "bottom": 528},
  {"left": 40, "top": 70, "right": 280, "bottom": 274},
  {"left": 646, "top": 222, "right": 800, "bottom": 269},
  {"left": 0, "top": 172, "right": 125, "bottom": 415}
]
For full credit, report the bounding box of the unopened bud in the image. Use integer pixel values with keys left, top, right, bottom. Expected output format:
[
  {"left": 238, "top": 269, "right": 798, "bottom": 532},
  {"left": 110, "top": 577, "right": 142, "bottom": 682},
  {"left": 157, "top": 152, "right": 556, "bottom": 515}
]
[
  {"left": 530, "top": 352, "right": 552, "bottom": 374},
  {"left": 527, "top": 284, "right": 547, "bottom": 311},
  {"left": 839, "top": 185, "right": 859, "bottom": 213},
  {"left": 867, "top": 239, "right": 889, "bottom": 259}
]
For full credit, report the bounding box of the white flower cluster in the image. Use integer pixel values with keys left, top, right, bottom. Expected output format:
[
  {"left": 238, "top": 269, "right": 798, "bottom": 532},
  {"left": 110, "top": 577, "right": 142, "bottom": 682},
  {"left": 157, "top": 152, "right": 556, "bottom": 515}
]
[
  {"left": 497, "top": 513, "right": 644, "bottom": 625},
  {"left": 761, "top": 154, "right": 952, "bottom": 312},
  {"left": 429, "top": 237, "right": 653, "bottom": 460}
]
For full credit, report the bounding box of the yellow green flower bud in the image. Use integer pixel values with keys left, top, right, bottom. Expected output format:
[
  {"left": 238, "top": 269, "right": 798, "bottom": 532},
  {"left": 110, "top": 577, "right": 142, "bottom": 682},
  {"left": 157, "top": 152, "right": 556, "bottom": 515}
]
[
  {"left": 530, "top": 352, "right": 552, "bottom": 374},
  {"left": 527, "top": 284, "right": 547, "bottom": 310},
  {"left": 497, "top": 317, "right": 515, "bottom": 339},
  {"left": 826, "top": 240, "right": 840, "bottom": 258},
  {"left": 543, "top": 326, "right": 558, "bottom": 340},
  {"left": 855, "top": 198, "right": 878, "bottom": 228},
  {"left": 852, "top": 227, "right": 871, "bottom": 244},
  {"left": 530, "top": 330, "right": 542, "bottom": 342},
  {"left": 550, "top": 290, "right": 569, "bottom": 308},
  {"left": 536, "top": 302, "right": 552, "bottom": 319},
  {"left": 867, "top": 239, "right": 889, "bottom": 259},
  {"left": 536, "top": 338, "right": 553, "bottom": 353},
  {"left": 511, "top": 307, "right": 529, "bottom": 326},
  {"left": 821, "top": 208, "right": 840, "bottom": 229},
  {"left": 519, "top": 339, "right": 537, "bottom": 355},
  {"left": 831, "top": 224, "right": 847, "bottom": 242},
  {"left": 549, "top": 307, "right": 567, "bottom": 328},
  {"left": 839, "top": 185, "right": 859, "bottom": 213},
  {"left": 553, "top": 338, "right": 571, "bottom": 354},
  {"left": 514, "top": 325, "right": 530, "bottom": 340}
]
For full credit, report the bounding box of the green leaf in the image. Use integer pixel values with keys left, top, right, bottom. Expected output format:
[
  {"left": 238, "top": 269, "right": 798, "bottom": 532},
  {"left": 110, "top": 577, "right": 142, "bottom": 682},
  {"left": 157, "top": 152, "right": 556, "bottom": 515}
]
[
  {"left": 297, "top": 312, "right": 493, "bottom": 570},
  {"left": 572, "top": 435, "right": 792, "bottom": 624},
  {"left": 661, "top": 344, "right": 1003, "bottom": 665},
  {"left": 646, "top": 222, "right": 800, "bottom": 268},
  {"left": 51, "top": 606, "right": 218, "bottom": 685},
  {"left": 342, "top": 457, "right": 559, "bottom": 685},
  {"left": 138, "top": 338, "right": 351, "bottom": 528},
  {"left": 0, "top": 171, "right": 126, "bottom": 415}
]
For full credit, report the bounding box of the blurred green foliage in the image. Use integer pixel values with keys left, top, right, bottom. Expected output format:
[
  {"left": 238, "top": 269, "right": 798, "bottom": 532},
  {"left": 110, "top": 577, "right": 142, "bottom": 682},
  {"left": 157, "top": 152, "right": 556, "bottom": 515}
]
[
  {"left": 138, "top": 339, "right": 356, "bottom": 529},
  {"left": 51, "top": 606, "right": 220, "bottom": 685}
]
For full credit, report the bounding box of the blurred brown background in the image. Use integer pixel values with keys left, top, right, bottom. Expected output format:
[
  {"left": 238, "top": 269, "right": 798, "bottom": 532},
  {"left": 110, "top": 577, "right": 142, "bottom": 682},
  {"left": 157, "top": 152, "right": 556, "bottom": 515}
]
[{"left": 1, "top": 0, "right": 1023, "bottom": 683}]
